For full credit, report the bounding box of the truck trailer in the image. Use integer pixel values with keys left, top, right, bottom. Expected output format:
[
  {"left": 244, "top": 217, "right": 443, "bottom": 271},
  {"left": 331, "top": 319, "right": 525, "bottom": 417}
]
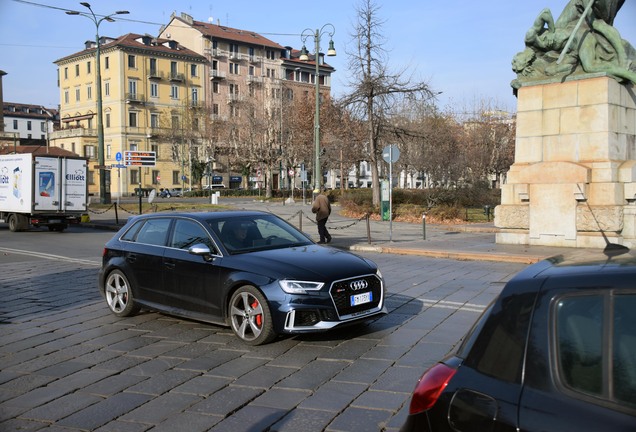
[{"left": 0, "top": 154, "right": 88, "bottom": 232}]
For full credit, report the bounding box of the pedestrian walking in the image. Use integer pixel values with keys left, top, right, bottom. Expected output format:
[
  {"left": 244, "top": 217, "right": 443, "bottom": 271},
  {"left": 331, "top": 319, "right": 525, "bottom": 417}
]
[{"left": 311, "top": 187, "right": 332, "bottom": 244}]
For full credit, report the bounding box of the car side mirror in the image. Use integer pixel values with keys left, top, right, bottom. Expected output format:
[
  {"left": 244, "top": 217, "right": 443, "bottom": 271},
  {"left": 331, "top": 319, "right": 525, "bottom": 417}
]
[{"left": 189, "top": 243, "right": 215, "bottom": 261}]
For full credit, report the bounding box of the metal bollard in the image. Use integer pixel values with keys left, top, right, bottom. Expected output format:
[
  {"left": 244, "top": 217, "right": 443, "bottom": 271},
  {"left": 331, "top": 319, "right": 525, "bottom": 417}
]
[
  {"left": 366, "top": 213, "right": 371, "bottom": 244},
  {"left": 299, "top": 211, "right": 303, "bottom": 231},
  {"left": 422, "top": 213, "right": 426, "bottom": 240}
]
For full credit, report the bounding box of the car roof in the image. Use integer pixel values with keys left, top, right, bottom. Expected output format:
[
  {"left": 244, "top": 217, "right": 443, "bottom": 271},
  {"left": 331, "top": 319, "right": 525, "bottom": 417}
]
[{"left": 129, "top": 210, "right": 271, "bottom": 222}]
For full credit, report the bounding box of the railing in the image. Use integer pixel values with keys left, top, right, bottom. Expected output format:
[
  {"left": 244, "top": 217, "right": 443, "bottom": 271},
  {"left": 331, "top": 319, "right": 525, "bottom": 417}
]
[
  {"left": 169, "top": 72, "right": 185, "bottom": 81},
  {"left": 148, "top": 69, "right": 163, "bottom": 79},
  {"left": 210, "top": 70, "right": 226, "bottom": 79},
  {"left": 227, "top": 94, "right": 243, "bottom": 104},
  {"left": 125, "top": 93, "right": 146, "bottom": 103},
  {"left": 49, "top": 127, "right": 96, "bottom": 139},
  {"left": 247, "top": 75, "right": 263, "bottom": 84}
]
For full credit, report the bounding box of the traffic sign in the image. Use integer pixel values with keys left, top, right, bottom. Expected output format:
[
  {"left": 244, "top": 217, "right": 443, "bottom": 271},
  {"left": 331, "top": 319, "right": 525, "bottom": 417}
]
[
  {"left": 124, "top": 151, "right": 156, "bottom": 167},
  {"left": 115, "top": 152, "right": 122, "bottom": 162},
  {"left": 382, "top": 144, "right": 400, "bottom": 163},
  {"left": 93, "top": 165, "right": 111, "bottom": 170}
]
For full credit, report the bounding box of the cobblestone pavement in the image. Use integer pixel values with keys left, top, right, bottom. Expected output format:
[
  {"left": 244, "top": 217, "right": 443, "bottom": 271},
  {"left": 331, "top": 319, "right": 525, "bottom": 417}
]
[{"left": 0, "top": 246, "right": 527, "bottom": 431}]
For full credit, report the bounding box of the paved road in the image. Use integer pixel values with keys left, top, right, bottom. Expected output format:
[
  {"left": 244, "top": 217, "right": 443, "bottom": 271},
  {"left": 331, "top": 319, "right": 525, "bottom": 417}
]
[{"left": 0, "top": 234, "right": 527, "bottom": 431}]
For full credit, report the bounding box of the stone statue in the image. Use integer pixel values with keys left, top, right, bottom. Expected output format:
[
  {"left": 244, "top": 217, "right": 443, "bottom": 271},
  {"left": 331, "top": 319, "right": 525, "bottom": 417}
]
[{"left": 512, "top": 0, "right": 636, "bottom": 91}]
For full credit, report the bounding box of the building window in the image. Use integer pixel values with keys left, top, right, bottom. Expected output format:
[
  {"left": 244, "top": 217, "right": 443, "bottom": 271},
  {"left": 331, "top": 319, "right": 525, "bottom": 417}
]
[
  {"left": 87, "top": 118, "right": 92, "bottom": 129},
  {"left": 128, "top": 80, "right": 137, "bottom": 98},
  {"left": 105, "top": 113, "right": 110, "bottom": 128},
  {"left": 266, "top": 50, "right": 275, "bottom": 60},
  {"left": 128, "top": 55, "right": 136, "bottom": 68},
  {"left": 40, "top": 122, "right": 46, "bottom": 132},
  {"left": 151, "top": 143, "right": 158, "bottom": 154},
  {"left": 171, "top": 85, "right": 179, "bottom": 99},
  {"left": 75, "top": 87, "right": 81, "bottom": 102},
  {"left": 84, "top": 145, "right": 96, "bottom": 159},
  {"left": 12, "top": 119, "right": 17, "bottom": 129},
  {"left": 171, "top": 115, "right": 179, "bottom": 129},
  {"left": 130, "top": 142, "right": 138, "bottom": 151},
  {"left": 104, "top": 81, "right": 110, "bottom": 97},
  {"left": 130, "top": 169, "right": 139, "bottom": 185},
  {"left": 87, "top": 61, "right": 91, "bottom": 74},
  {"left": 249, "top": 65, "right": 255, "bottom": 76},
  {"left": 212, "top": 104, "right": 219, "bottom": 115},
  {"left": 172, "top": 171, "right": 180, "bottom": 184},
  {"left": 213, "top": 81, "right": 219, "bottom": 93},
  {"left": 190, "top": 64, "right": 197, "bottom": 77},
  {"left": 152, "top": 170, "right": 160, "bottom": 185},
  {"left": 88, "top": 170, "right": 95, "bottom": 185},
  {"left": 104, "top": 56, "right": 109, "bottom": 69},
  {"left": 151, "top": 113, "right": 159, "bottom": 128},
  {"left": 230, "top": 63, "right": 240, "bottom": 75},
  {"left": 191, "top": 88, "right": 198, "bottom": 104},
  {"left": 64, "top": 90, "right": 69, "bottom": 104},
  {"left": 150, "top": 82, "right": 158, "bottom": 98},
  {"left": 230, "top": 43, "right": 239, "bottom": 57},
  {"left": 26, "top": 121, "right": 31, "bottom": 131},
  {"left": 75, "top": 64, "right": 80, "bottom": 77},
  {"left": 107, "top": 145, "right": 111, "bottom": 159},
  {"left": 170, "top": 61, "right": 177, "bottom": 75},
  {"left": 87, "top": 85, "right": 92, "bottom": 100},
  {"left": 129, "top": 111, "right": 138, "bottom": 127},
  {"left": 149, "top": 58, "right": 157, "bottom": 74},
  {"left": 64, "top": 67, "right": 68, "bottom": 80}
]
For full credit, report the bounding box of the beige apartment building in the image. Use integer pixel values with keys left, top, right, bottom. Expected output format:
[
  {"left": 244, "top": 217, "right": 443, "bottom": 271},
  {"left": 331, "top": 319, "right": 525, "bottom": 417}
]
[
  {"left": 49, "top": 14, "right": 335, "bottom": 199},
  {"left": 51, "top": 33, "right": 207, "bottom": 199}
]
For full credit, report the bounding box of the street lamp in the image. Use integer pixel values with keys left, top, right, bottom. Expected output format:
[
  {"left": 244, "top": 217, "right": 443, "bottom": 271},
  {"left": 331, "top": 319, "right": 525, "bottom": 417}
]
[
  {"left": 300, "top": 24, "right": 336, "bottom": 194},
  {"left": 66, "top": 3, "right": 129, "bottom": 204}
]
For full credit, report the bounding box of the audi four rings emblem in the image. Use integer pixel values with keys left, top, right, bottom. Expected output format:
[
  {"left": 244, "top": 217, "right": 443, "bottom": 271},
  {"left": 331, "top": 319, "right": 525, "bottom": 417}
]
[{"left": 349, "top": 280, "right": 368, "bottom": 291}]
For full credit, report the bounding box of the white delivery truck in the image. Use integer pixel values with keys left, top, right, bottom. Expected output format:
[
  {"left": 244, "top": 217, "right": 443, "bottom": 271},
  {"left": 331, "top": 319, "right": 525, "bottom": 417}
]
[{"left": 0, "top": 154, "right": 88, "bottom": 232}]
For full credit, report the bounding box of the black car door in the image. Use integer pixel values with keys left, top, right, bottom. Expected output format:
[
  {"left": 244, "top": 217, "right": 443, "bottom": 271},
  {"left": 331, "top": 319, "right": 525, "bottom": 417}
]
[
  {"left": 519, "top": 275, "right": 636, "bottom": 431},
  {"left": 161, "top": 218, "right": 224, "bottom": 322},
  {"left": 125, "top": 217, "right": 171, "bottom": 304}
]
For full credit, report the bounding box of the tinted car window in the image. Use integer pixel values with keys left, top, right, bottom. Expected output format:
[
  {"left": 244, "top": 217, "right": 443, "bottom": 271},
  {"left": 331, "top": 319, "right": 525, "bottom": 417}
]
[
  {"left": 169, "top": 219, "right": 214, "bottom": 250},
  {"left": 556, "top": 295, "right": 603, "bottom": 396},
  {"left": 614, "top": 294, "right": 636, "bottom": 407},
  {"left": 133, "top": 218, "right": 171, "bottom": 246},
  {"left": 556, "top": 292, "right": 636, "bottom": 410}
]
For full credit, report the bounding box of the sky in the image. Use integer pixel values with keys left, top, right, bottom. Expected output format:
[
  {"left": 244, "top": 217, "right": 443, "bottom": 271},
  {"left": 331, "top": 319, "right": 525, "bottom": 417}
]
[{"left": 1, "top": 0, "right": 635, "bottom": 115}]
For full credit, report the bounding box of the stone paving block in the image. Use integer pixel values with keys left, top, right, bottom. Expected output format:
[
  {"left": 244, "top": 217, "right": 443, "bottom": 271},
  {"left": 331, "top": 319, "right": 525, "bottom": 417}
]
[
  {"left": 2, "top": 384, "right": 71, "bottom": 418},
  {"left": 80, "top": 374, "right": 148, "bottom": 397},
  {"left": 232, "top": 365, "right": 296, "bottom": 389},
  {"left": 299, "top": 380, "right": 367, "bottom": 412},
  {"left": 171, "top": 375, "right": 231, "bottom": 397},
  {"left": 35, "top": 360, "right": 92, "bottom": 379},
  {"left": 331, "top": 358, "right": 392, "bottom": 384},
  {"left": 125, "top": 340, "right": 185, "bottom": 359},
  {"left": 119, "top": 392, "right": 202, "bottom": 424},
  {"left": 319, "top": 337, "right": 378, "bottom": 361},
  {"left": 125, "top": 369, "right": 199, "bottom": 396},
  {"left": 372, "top": 365, "right": 426, "bottom": 393},
  {"left": 206, "top": 356, "right": 269, "bottom": 379},
  {"left": 91, "top": 354, "right": 148, "bottom": 372},
  {"left": 350, "top": 389, "right": 410, "bottom": 412},
  {"left": 93, "top": 419, "right": 151, "bottom": 432},
  {"left": 250, "top": 387, "right": 312, "bottom": 410},
  {"left": 186, "top": 385, "right": 264, "bottom": 417},
  {"left": 396, "top": 341, "right": 454, "bottom": 368},
  {"left": 123, "top": 357, "right": 185, "bottom": 377},
  {"left": 72, "top": 348, "right": 124, "bottom": 366},
  {"left": 265, "top": 344, "right": 330, "bottom": 369},
  {"left": 209, "top": 405, "right": 287, "bottom": 432},
  {"left": 20, "top": 391, "right": 102, "bottom": 422},
  {"left": 0, "top": 418, "right": 48, "bottom": 431},
  {"left": 56, "top": 392, "right": 153, "bottom": 430},
  {"left": 269, "top": 407, "right": 336, "bottom": 432},
  {"left": 276, "top": 359, "right": 350, "bottom": 390},
  {"left": 160, "top": 342, "right": 217, "bottom": 360},
  {"left": 0, "top": 374, "right": 57, "bottom": 403},
  {"left": 48, "top": 369, "right": 115, "bottom": 392},
  {"left": 142, "top": 411, "right": 223, "bottom": 432},
  {"left": 326, "top": 405, "right": 394, "bottom": 432}
]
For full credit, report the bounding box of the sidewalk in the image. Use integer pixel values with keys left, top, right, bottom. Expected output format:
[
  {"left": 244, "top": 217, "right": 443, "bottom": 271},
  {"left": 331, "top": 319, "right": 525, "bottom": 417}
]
[{"left": 85, "top": 198, "right": 582, "bottom": 264}]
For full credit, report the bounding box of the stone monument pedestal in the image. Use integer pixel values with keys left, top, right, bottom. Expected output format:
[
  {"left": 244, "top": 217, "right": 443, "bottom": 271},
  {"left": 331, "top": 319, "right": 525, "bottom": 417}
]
[{"left": 495, "top": 76, "right": 636, "bottom": 248}]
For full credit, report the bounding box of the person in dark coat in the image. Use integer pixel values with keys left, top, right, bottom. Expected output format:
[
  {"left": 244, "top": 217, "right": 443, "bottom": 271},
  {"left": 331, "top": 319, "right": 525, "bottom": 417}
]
[{"left": 311, "top": 187, "right": 332, "bottom": 244}]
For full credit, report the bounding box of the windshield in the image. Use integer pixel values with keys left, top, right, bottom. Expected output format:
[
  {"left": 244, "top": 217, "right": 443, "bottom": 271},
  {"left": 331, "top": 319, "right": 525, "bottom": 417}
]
[{"left": 207, "top": 214, "right": 313, "bottom": 254}]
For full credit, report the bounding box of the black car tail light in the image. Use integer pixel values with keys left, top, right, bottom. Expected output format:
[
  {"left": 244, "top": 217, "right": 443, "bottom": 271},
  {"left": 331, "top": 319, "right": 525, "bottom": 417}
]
[{"left": 409, "top": 363, "right": 457, "bottom": 415}]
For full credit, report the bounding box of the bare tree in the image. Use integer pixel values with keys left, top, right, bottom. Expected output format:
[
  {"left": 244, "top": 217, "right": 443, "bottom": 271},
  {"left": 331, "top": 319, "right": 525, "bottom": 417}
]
[{"left": 342, "top": 0, "right": 436, "bottom": 206}]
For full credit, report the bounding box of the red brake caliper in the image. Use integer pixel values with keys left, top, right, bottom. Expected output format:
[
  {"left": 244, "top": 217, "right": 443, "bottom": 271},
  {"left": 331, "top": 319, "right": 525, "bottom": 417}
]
[{"left": 251, "top": 300, "right": 262, "bottom": 326}]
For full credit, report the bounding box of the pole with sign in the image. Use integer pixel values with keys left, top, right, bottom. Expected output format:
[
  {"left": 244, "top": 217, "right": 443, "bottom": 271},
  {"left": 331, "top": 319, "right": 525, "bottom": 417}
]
[
  {"left": 382, "top": 144, "right": 400, "bottom": 241},
  {"left": 124, "top": 151, "right": 156, "bottom": 214}
]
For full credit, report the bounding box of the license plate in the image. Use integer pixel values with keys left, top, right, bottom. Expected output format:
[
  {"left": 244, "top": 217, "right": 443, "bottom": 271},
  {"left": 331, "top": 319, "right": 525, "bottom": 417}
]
[
  {"left": 49, "top": 219, "right": 61, "bottom": 223},
  {"left": 351, "top": 292, "right": 372, "bottom": 306}
]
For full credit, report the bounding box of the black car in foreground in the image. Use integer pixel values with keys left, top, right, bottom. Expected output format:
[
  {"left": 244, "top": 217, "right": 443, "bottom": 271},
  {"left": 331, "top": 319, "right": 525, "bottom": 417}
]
[
  {"left": 98, "top": 211, "right": 386, "bottom": 345},
  {"left": 401, "top": 247, "right": 636, "bottom": 431}
]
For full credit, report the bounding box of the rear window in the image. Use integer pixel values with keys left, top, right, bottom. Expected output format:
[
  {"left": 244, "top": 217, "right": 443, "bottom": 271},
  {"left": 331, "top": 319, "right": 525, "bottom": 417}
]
[{"left": 555, "top": 293, "right": 636, "bottom": 410}]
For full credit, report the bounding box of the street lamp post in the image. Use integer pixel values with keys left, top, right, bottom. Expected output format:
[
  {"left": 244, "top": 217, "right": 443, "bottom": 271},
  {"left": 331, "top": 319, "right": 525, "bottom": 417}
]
[
  {"left": 67, "top": 3, "right": 129, "bottom": 204},
  {"left": 300, "top": 24, "right": 336, "bottom": 195}
]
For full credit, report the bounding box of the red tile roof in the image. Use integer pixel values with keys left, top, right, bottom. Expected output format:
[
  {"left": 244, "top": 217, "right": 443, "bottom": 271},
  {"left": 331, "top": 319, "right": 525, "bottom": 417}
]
[
  {"left": 0, "top": 145, "right": 80, "bottom": 157},
  {"left": 185, "top": 18, "right": 284, "bottom": 50}
]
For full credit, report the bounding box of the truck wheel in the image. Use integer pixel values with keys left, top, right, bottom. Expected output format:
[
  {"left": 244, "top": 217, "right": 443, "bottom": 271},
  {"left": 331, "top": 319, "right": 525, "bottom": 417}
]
[
  {"left": 8, "top": 214, "right": 19, "bottom": 232},
  {"left": 8, "top": 214, "right": 26, "bottom": 232}
]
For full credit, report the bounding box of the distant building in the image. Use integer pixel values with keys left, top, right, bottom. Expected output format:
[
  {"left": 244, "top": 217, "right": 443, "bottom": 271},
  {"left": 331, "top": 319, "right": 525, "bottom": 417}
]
[
  {"left": 50, "top": 33, "right": 207, "bottom": 198},
  {"left": 2, "top": 102, "right": 58, "bottom": 143}
]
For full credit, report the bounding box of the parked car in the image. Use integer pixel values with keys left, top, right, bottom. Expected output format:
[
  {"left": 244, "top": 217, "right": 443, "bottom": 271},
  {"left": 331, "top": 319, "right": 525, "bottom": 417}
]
[
  {"left": 158, "top": 188, "right": 182, "bottom": 198},
  {"left": 98, "top": 211, "right": 386, "bottom": 345},
  {"left": 401, "top": 246, "right": 636, "bottom": 431}
]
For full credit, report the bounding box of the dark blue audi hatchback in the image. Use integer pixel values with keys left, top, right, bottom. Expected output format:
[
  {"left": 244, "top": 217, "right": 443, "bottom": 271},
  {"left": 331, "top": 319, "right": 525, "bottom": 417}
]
[
  {"left": 98, "top": 211, "right": 386, "bottom": 345},
  {"left": 401, "top": 247, "right": 636, "bottom": 431}
]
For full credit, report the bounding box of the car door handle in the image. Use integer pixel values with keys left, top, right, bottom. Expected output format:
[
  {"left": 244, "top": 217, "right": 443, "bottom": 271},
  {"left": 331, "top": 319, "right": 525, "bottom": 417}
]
[
  {"left": 164, "top": 260, "right": 175, "bottom": 270},
  {"left": 126, "top": 254, "right": 137, "bottom": 263}
]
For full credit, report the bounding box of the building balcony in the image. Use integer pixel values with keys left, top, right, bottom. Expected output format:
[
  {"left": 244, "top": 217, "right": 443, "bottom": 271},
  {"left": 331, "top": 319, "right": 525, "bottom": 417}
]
[
  {"left": 227, "top": 94, "right": 244, "bottom": 104},
  {"left": 125, "top": 93, "right": 145, "bottom": 104},
  {"left": 247, "top": 75, "right": 263, "bottom": 85},
  {"left": 49, "top": 127, "right": 96, "bottom": 139},
  {"left": 205, "top": 48, "right": 223, "bottom": 57},
  {"left": 169, "top": 72, "right": 185, "bottom": 82},
  {"left": 210, "top": 70, "right": 226, "bottom": 79},
  {"left": 189, "top": 100, "right": 205, "bottom": 109},
  {"left": 228, "top": 52, "right": 243, "bottom": 61},
  {"left": 148, "top": 69, "right": 163, "bottom": 80},
  {"left": 248, "top": 55, "right": 260, "bottom": 64}
]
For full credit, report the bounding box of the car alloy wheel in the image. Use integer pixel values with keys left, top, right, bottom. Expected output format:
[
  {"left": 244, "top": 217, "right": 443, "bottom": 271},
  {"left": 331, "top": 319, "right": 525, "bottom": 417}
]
[
  {"left": 104, "top": 270, "right": 140, "bottom": 317},
  {"left": 229, "top": 285, "right": 275, "bottom": 345}
]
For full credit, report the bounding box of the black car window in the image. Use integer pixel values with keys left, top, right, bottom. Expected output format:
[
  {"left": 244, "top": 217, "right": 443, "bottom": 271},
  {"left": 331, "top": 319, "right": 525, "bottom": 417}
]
[
  {"left": 613, "top": 294, "right": 636, "bottom": 407},
  {"left": 169, "top": 219, "right": 214, "bottom": 250},
  {"left": 121, "top": 219, "right": 143, "bottom": 242},
  {"left": 133, "top": 218, "right": 171, "bottom": 246},
  {"left": 556, "top": 295, "right": 603, "bottom": 396},
  {"left": 555, "top": 292, "right": 636, "bottom": 410}
]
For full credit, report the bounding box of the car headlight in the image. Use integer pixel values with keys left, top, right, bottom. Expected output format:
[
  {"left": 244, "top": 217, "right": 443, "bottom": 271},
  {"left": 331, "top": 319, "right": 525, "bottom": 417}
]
[
  {"left": 279, "top": 280, "right": 324, "bottom": 294},
  {"left": 376, "top": 268, "right": 383, "bottom": 280}
]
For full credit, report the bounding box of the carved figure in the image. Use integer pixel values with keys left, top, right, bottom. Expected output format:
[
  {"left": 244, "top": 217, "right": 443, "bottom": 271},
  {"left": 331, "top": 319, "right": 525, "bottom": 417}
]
[{"left": 512, "top": 0, "right": 636, "bottom": 90}]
